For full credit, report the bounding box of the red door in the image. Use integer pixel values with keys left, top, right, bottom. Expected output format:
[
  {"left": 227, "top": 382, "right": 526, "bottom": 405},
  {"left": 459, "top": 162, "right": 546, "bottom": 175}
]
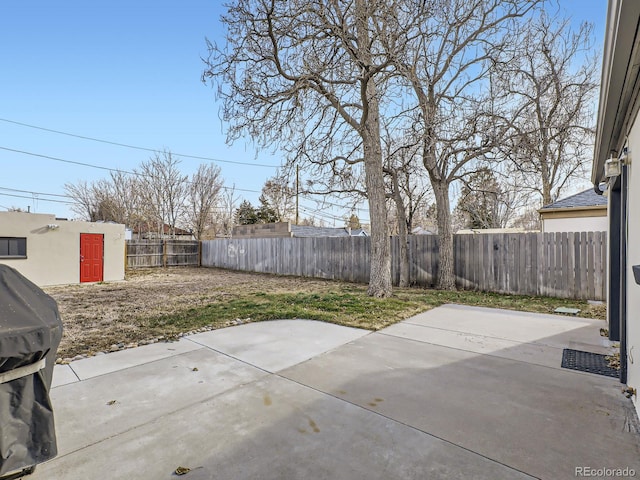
[{"left": 80, "top": 234, "right": 104, "bottom": 282}]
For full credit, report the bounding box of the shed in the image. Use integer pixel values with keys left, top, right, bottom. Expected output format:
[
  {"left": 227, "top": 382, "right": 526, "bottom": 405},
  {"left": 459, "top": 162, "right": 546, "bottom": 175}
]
[
  {"left": 0, "top": 211, "right": 125, "bottom": 286},
  {"left": 538, "top": 189, "right": 608, "bottom": 233}
]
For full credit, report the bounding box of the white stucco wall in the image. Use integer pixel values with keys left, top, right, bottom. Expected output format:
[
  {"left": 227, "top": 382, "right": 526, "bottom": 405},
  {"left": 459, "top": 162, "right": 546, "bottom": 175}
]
[
  {"left": 0, "top": 212, "right": 125, "bottom": 286},
  {"left": 542, "top": 216, "right": 608, "bottom": 233},
  {"left": 625, "top": 112, "right": 640, "bottom": 411}
]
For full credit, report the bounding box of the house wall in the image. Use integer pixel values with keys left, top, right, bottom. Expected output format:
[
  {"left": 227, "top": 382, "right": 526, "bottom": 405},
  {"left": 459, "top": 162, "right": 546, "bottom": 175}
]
[
  {"left": 542, "top": 216, "right": 608, "bottom": 233},
  {"left": 0, "top": 212, "right": 125, "bottom": 286},
  {"left": 624, "top": 111, "right": 640, "bottom": 411}
]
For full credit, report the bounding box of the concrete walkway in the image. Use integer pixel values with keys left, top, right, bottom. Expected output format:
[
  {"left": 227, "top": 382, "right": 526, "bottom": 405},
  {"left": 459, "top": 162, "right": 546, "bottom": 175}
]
[{"left": 33, "top": 305, "right": 639, "bottom": 479}]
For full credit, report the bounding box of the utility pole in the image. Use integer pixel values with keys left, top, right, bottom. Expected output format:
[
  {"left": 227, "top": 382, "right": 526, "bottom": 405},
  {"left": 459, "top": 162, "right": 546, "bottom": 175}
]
[{"left": 295, "top": 165, "right": 299, "bottom": 225}]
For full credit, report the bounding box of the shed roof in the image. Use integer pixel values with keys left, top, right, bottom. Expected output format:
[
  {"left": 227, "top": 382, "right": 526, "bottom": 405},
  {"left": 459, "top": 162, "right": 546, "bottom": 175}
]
[{"left": 540, "top": 189, "right": 608, "bottom": 211}]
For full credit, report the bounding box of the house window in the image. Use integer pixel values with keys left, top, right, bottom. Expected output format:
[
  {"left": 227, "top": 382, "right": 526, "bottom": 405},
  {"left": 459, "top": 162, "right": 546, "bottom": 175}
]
[{"left": 0, "top": 237, "right": 27, "bottom": 258}]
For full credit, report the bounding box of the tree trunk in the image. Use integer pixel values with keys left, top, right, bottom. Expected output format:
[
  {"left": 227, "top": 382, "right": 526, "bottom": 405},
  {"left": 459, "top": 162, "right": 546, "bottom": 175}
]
[
  {"left": 433, "top": 180, "right": 456, "bottom": 290},
  {"left": 391, "top": 172, "right": 410, "bottom": 287},
  {"left": 356, "top": 0, "right": 392, "bottom": 298},
  {"left": 364, "top": 156, "right": 392, "bottom": 297},
  {"left": 541, "top": 174, "right": 552, "bottom": 206},
  {"left": 397, "top": 216, "right": 410, "bottom": 288}
]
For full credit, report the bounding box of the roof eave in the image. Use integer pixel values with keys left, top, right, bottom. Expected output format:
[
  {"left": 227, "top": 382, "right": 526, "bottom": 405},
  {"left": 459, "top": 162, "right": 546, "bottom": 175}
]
[
  {"left": 593, "top": 0, "right": 640, "bottom": 188},
  {"left": 538, "top": 205, "right": 607, "bottom": 214}
]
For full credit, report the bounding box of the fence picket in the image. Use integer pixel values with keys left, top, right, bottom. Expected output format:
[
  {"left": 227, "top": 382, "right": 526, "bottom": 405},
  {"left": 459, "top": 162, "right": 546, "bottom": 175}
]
[
  {"left": 126, "top": 240, "right": 199, "bottom": 269},
  {"left": 193, "top": 231, "right": 607, "bottom": 301}
]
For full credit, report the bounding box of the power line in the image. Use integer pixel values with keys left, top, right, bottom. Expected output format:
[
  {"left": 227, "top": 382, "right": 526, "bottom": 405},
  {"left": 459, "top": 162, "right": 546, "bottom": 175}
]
[
  {"left": 0, "top": 176, "right": 367, "bottom": 220},
  {"left": 303, "top": 191, "right": 370, "bottom": 212},
  {"left": 0, "top": 146, "right": 136, "bottom": 174},
  {"left": 299, "top": 204, "right": 369, "bottom": 223},
  {"left": 0, "top": 186, "right": 73, "bottom": 198},
  {"left": 0, "top": 185, "right": 368, "bottom": 224},
  {"left": 0, "top": 118, "right": 280, "bottom": 168},
  {"left": 298, "top": 204, "right": 340, "bottom": 221},
  {"left": 0, "top": 148, "right": 368, "bottom": 218},
  {"left": 0, "top": 184, "right": 230, "bottom": 212},
  {"left": 0, "top": 147, "right": 262, "bottom": 194},
  {"left": 0, "top": 183, "right": 253, "bottom": 214},
  {"left": 0, "top": 120, "right": 375, "bottom": 213},
  {"left": 0, "top": 192, "right": 73, "bottom": 205},
  {"left": 299, "top": 197, "right": 370, "bottom": 221}
]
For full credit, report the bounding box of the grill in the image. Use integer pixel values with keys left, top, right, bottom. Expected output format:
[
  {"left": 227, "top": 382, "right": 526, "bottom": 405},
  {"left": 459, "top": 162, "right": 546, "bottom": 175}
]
[{"left": 0, "top": 265, "right": 63, "bottom": 478}]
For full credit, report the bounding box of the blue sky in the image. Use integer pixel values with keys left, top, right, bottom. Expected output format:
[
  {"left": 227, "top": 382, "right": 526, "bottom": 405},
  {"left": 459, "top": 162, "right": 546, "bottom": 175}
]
[{"left": 0, "top": 0, "right": 607, "bottom": 222}]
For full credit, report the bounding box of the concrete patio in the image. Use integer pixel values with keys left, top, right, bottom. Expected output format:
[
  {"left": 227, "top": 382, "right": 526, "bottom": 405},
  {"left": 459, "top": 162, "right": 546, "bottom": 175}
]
[{"left": 33, "top": 304, "right": 640, "bottom": 479}]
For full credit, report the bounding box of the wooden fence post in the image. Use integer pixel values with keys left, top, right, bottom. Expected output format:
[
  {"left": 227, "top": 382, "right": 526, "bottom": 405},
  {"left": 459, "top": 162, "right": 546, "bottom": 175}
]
[
  {"left": 162, "top": 240, "right": 167, "bottom": 268},
  {"left": 198, "top": 231, "right": 608, "bottom": 300}
]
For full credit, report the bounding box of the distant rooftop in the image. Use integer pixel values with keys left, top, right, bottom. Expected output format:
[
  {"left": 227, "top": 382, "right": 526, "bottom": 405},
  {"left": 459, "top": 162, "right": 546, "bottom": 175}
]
[
  {"left": 291, "top": 225, "right": 368, "bottom": 237},
  {"left": 540, "top": 189, "right": 607, "bottom": 210}
]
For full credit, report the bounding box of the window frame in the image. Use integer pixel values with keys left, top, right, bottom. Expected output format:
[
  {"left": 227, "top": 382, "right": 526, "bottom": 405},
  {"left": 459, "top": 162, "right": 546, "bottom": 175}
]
[{"left": 0, "top": 237, "right": 27, "bottom": 259}]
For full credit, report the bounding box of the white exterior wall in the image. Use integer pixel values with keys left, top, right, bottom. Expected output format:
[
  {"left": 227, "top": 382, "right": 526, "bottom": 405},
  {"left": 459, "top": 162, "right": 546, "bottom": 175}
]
[
  {"left": 0, "top": 212, "right": 125, "bottom": 286},
  {"left": 542, "top": 216, "right": 608, "bottom": 233},
  {"left": 625, "top": 113, "right": 640, "bottom": 412}
]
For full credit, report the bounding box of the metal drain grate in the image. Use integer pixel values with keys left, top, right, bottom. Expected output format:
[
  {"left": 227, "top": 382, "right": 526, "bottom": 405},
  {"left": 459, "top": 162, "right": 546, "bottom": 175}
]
[{"left": 561, "top": 349, "right": 619, "bottom": 378}]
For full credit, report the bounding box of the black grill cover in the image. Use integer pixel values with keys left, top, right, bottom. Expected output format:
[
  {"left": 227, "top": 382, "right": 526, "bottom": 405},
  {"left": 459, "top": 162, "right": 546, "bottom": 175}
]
[{"left": 0, "top": 265, "right": 63, "bottom": 475}]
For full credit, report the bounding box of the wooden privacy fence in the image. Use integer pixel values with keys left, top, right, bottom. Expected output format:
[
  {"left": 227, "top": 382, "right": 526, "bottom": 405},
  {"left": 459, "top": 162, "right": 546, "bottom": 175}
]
[
  {"left": 126, "top": 240, "right": 200, "bottom": 269},
  {"left": 201, "top": 232, "right": 607, "bottom": 300},
  {"left": 452, "top": 232, "right": 607, "bottom": 300}
]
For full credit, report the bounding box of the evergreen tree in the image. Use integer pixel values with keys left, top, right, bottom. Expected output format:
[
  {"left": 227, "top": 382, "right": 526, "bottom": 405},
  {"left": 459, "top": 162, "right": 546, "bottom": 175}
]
[{"left": 235, "top": 200, "right": 259, "bottom": 225}]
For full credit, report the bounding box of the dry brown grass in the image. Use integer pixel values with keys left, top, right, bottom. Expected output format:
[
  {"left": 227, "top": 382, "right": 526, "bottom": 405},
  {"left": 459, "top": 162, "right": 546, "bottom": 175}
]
[
  {"left": 44, "top": 268, "right": 351, "bottom": 358},
  {"left": 44, "top": 267, "right": 606, "bottom": 360}
]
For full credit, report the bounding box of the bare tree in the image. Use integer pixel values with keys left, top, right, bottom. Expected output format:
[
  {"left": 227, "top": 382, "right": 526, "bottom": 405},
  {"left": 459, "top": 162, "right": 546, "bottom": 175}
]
[
  {"left": 346, "top": 213, "right": 362, "bottom": 229},
  {"left": 188, "top": 164, "right": 223, "bottom": 240},
  {"left": 64, "top": 178, "right": 116, "bottom": 222},
  {"left": 138, "top": 149, "right": 188, "bottom": 237},
  {"left": 105, "top": 171, "right": 148, "bottom": 230},
  {"left": 494, "top": 13, "right": 598, "bottom": 205},
  {"left": 382, "top": 136, "right": 431, "bottom": 287},
  {"left": 385, "top": 0, "right": 541, "bottom": 289},
  {"left": 260, "top": 172, "right": 296, "bottom": 222},
  {"left": 216, "top": 185, "right": 241, "bottom": 237},
  {"left": 65, "top": 180, "right": 99, "bottom": 221},
  {"left": 203, "top": 0, "right": 399, "bottom": 296},
  {"left": 511, "top": 207, "right": 542, "bottom": 231},
  {"left": 66, "top": 171, "right": 145, "bottom": 226},
  {"left": 66, "top": 155, "right": 228, "bottom": 240},
  {"left": 299, "top": 216, "right": 318, "bottom": 227},
  {"left": 454, "top": 167, "right": 505, "bottom": 229}
]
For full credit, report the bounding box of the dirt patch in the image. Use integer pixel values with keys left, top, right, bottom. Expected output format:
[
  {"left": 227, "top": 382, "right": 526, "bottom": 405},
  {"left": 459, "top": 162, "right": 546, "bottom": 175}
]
[
  {"left": 43, "top": 267, "right": 348, "bottom": 359},
  {"left": 43, "top": 267, "right": 606, "bottom": 361}
]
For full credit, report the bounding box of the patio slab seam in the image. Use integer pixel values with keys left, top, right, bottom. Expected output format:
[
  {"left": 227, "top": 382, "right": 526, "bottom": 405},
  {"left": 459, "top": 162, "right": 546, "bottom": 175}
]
[
  {"left": 398, "top": 320, "right": 609, "bottom": 352},
  {"left": 49, "top": 371, "right": 273, "bottom": 462},
  {"left": 66, "top": 364, "right": 81, "bottom": 383},
  {"left": 183, "top": 336, "right": 274, "bottom": 374},
  {"left": 434, "top": 304, "right": 602, "bottom": 324},
  {"left": 57, "top": 345, "right": 208, "bottom": 383},
  {"left": 376, "top": 330, "right": 620, "bottom": 381},
  {"left": 181, "top": 326, "right": 373, "bottom": 374}
]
